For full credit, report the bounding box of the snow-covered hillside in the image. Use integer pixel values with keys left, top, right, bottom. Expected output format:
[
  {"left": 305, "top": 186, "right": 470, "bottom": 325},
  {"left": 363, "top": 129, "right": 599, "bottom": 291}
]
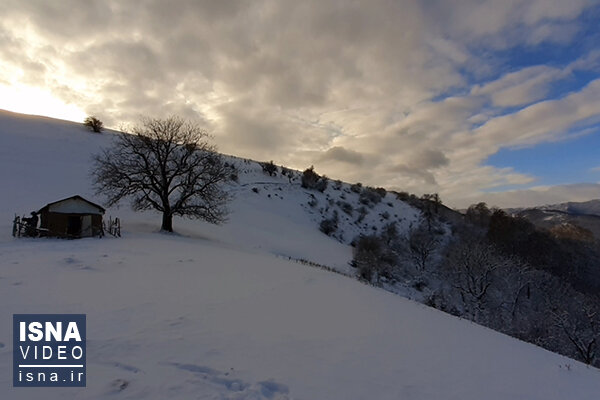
[
  {"left": 538, "top": 200, "right": 600, "bottom": 216},
  {"left": 1, "top": 110, "right": 600, "bottom": 399},
  {"left": 0, "top": 109, "right": 420, "bottom": 273}
]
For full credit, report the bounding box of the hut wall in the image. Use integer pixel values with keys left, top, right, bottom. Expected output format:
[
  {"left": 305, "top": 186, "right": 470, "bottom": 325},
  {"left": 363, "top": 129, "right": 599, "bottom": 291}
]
[
  {"left": 40, "top": 212, "right": 103, "bottom": 238},
  {"left": 48, "top": 198, "right": 104, "bottom": 215},
  {"left": 91, "top": 214, "right": 103, "bottom": 236},
  {"left": 40, "top": 212, "right": 69, "bottom": 237}
]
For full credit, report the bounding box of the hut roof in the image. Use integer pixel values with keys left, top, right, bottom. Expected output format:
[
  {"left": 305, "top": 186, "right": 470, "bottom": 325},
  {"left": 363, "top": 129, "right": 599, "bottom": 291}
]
[{"left": 38, "top": 195, "right": 105, "bottom": 215}]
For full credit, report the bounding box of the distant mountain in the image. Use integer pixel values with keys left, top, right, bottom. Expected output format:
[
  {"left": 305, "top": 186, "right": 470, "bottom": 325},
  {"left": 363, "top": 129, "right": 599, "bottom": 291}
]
[
  {"left": 539, "top": 199, "right": 600, "bottom": 216},
  {"left": 508, "top": 200, "right": 600, "bottom": 240}
]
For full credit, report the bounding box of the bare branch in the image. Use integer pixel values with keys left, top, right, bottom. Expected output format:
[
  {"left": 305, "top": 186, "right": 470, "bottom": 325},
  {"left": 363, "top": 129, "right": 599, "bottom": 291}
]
[{"left": 91, "top": 116, "right": 235, "bottom": 232}]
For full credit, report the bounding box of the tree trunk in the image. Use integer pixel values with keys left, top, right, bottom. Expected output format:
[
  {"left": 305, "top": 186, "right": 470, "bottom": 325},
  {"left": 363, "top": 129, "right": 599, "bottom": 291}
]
[{"left": 161, "top": 213, "right": 173, "bottom": 232}]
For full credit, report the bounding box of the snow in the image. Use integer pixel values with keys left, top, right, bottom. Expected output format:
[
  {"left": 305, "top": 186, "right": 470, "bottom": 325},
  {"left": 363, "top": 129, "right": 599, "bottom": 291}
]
[{"left": 1, "top": 109, "right": 599, "bottom": 399}]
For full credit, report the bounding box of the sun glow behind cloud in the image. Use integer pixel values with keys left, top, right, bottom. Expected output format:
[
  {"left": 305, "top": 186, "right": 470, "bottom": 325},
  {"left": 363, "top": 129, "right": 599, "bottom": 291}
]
[{"left": 0, "top": 83, "right": 86, "bottom": 123}]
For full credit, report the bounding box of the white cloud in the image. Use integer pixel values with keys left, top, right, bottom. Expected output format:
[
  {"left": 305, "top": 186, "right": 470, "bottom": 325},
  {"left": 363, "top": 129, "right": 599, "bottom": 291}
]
[
  {"left": 474, "top": 79, "right": 600, "bottom": 150},
  {"left": 430, "top": 0, "right": 589, "bottom": 47},
  {"left": 452, "top": 183, "right": 600, "bottom": 209},
  {"left": 471, "top": 66, "right": 566, "bottom": 107},
  {"left": 569, "top": 49, "right": 600, "bottom": 72}
]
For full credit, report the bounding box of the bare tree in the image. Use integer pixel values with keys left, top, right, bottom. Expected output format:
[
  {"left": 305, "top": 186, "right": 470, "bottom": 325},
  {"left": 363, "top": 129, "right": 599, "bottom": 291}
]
[
  {"left": 421, "top": 193, "right": 441, "bottom": 212},
  {"left": 352, "top": 235, "right": 396, "bottom": 284},
  {"left": 261, "top": 160, "right": 278, "bottom": 176},
  {"left": 465, "top": 202, "right": 491, "bottom": 227},
  {"left": 353, "top": 235, "right": 383, "bottom": 283},
  {"left": 408, "top": 225, "right": 438, "bottom": 272},
  {"left": 420, "top": 193, "right": 441, "bottom": 231},
  {"left": 444, "top": 239, "right": 507, "bottom": 322},
  {"left": 92, "top": 116, "right": 234, "bottom": 232},
  {"left": 84, "top": 116, "right": 104, "bottom": 133},
  {"left": 503, "top": 263, "right": 533, "bottom": 321},
  {"left": 301, "top": 166, "right": 328, "bottom": 192},
  {"left": 555, "top": 298, "right": 599, "bottom": 365},
  {"left": 541, "top": 278, "right": 600, "bottom": 366}
]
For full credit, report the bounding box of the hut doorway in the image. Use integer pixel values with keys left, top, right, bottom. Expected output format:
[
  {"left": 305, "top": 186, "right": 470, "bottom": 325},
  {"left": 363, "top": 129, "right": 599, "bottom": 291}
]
[{"left": 67, "top": 216, "right": 82, "bottom": 236}]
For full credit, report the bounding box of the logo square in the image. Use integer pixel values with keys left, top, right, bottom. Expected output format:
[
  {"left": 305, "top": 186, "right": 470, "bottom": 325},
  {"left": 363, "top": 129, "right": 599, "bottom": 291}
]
[{"left": 13, "top": 314, "right": 86, "bottom": 387}]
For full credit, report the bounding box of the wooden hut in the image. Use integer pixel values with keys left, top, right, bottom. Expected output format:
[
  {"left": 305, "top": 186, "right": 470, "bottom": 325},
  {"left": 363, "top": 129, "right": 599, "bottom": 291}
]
[{"left": 38, "top": 195, "right": 105, "bottom": 238}]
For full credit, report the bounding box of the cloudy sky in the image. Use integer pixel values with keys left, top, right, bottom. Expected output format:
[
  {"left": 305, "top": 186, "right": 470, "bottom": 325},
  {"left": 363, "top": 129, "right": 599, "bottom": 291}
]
[{"left": 1, "top": 0, "right": 600, "bottom": 208}]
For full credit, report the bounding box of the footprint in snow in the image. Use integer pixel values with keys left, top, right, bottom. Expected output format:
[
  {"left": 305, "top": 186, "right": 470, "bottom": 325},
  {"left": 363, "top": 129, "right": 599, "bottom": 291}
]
[
  {"left": 169, "top": 363, "right": 290, "bottom": 399},
  {"left": 168, "top": 316, "right": 186, "bottom": 327},
  {"left": 110, "top": 378, "right": 129, "bottom": 392},
  {"left": 257, "top": 380, "right": 290, "bottom": 398},
  {"left": 112, "top": 362, "right": 141, "bottom": 373}
]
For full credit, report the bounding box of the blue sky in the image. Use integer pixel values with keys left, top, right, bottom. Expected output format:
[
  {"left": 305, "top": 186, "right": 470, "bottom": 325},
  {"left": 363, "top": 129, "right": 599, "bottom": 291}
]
[
  {"left": 486, "top": 132, "right": 600, "bottom": 189},
  {"left": 0, "top": 0, "right": 599, "bottom": 207},
  {"left": 479, "top": 4, "right": 600, "bottom": 195}
]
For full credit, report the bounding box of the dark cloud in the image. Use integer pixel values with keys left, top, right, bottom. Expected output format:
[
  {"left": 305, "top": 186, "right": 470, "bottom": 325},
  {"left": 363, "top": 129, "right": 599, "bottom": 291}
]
[
  {"left": 390, "top": 164, "right": 438, "bottom": 186},
  {"left": 68, "top": 40, "right": 162, "bottom": 84},
  {"left": 407, "top": 149, "right": 449, "bottom": 170},
  {"left": 318, "top": 146, "right": 365, "bottom": 165},
  {"left": 0, "top": 0, "right": 115, "bottom": 41},
  {"left": 215, "top": 100, "right": 298, "bottom": 161}
]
